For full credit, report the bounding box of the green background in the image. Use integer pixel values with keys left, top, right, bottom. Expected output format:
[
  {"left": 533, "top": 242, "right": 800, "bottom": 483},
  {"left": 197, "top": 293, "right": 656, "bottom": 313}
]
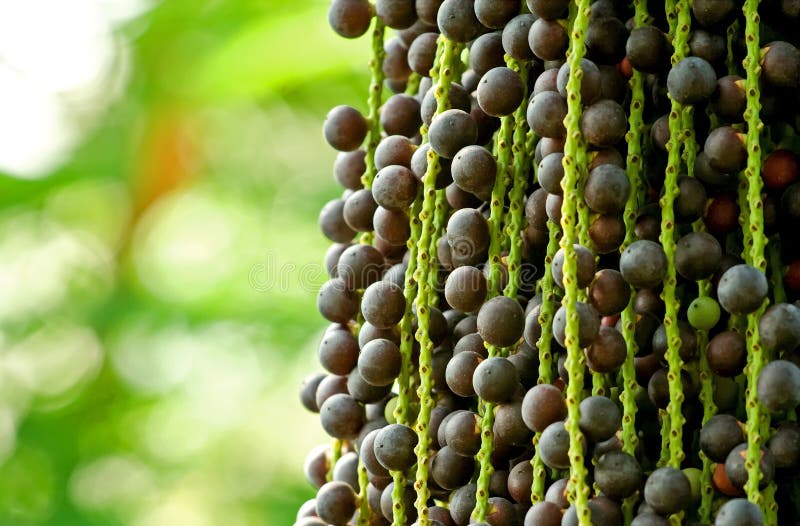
[{"left": 0, "top": 1, "right": 366, "bottom": 524}]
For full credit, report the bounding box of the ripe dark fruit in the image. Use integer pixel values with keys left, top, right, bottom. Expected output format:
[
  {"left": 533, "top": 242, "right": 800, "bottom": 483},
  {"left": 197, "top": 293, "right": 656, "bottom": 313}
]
[
  {"left": 588, "top": 214, "right": 626, "bottom": 254},
  {"left": 758, "top": 303, "right": 800, "bottom": 354},
  {"left": 556, "top": 58, "right": 601, "bottom": 104},
  {"left": 675, "top": 231, "right": 722, "bottom": 281},
  {"left": 527, "top": 0, "right": 569, "bottom": 20},
  {"left": 374, "top": 423, "right": 418, "bottom": 471},
  {"left": 588, "top": 269, "right": 629, "bottom": 316},
  {"left": 643, "top": 467, "right": 691, "bottom": 515},
  {"left": 431, "top": 445, "right": 475, "bottom": 489},
  {"left": 316, "top": 481, "right": 358, "bottom": 526},
  {"left": 580, "top": 100, "right": 628, "bottom": 148},
  {"left": 445, "top": 265, "right": 488, "bottom": 313},
  {"left": 692, "top": 0, "right": 735, "bottom": 27},
  {"left": 715, "top": 498, "right": 764, "bottom": 526},
  {"left": 300, "top": 373, "right": 326, "bottom": 413},
  {"left": 529, "top": 18, "right": 569, "bottom": 61},
  {"left": 358, "top": 338, "right": 402, "bottom": 386},
  {"left": 408, "top": 32, "right": 439, "bottom": 75},
  {"left": 376, "top": 0, "right": 416, "bottom": 29},
  {"left": 436, "top": 0, "right": 485, "bottom": 43},
  {"left": 552, "top": 244, "right": 596, "bottom": 290},
  {"left": 412, "top": 143, "right": 453, "bottom": 189},
  {"left": 319, "top": 329, "right": 359, "bottom": 375},
  {"left": 320, "top": 393, "right": 364, "bottom": 440},
  {"left": 763, "top": 149, "right": 799, "bottom": 190},
  {"left": 445, "top": 410, "right": 481, "bottom": 457},
  {"left": 761, "top": 41, "right": 800, "bottom": 88},
  {"left": 446, "top": 350, "right": 482, "bottom": 397},
  {"left": 757, "top": 360, "right": 800, "bottom": 414},
  {"left": 689, "top": 29, "right": 726, "bottom": 65},
  {"left": 724, "top": 443, "right": 775, "bottom": 489},
  {"left": 474, "top": 0, "right": 519, "bottom": 29},
  {"left": 381, "top": 94, "right": 422, "bottom": 138},
  {"left": 717, "top": 264, "right": 768, "bottom": 315},
  {"left": 468, "top": 31, "right": 505, "bottom": 77},
  {"left": 705, "top": 194, "right": 740, "bottom": 236},
  {"left": 527, "top": 91, "right": 568, "bottom": 139},
  {"left": 578, "top": 395, "right": 621, "bottom": 443},
  {"left": 524, "top": 502, "right": 562, "bottom": 526},
  {"left": 626, "top": 26, "right": 670, "bottom": 73},
  {"left": 712, "top": 75, "right": 746, "bottom": 122},
  {"left": 674, "top": 176, "right": 707, "bottom": 223},
  {"left": 318, "top": 278, "right": 359, "bottom": 323},
  {"left": 302, "top": 3, "right": 800, "bottom": 522},
  {"left": 630, "top": 514, "right": 669, "bottom": 526},
  {"left": 707, "top": 330, "right": 747, "bottom": 377},
  {"left": 380, "top": 482, "right": 417, "bottom": 522},
  {"left": 477, "top": 67, "right": 526, "bottom": 117},
  {"left": 383, "top": 37, "right": 412, "bottom": 82},
  {"left": 584, "top": 163, "right": 631, "bottom": 214},
  {"left": 521, "top": 384, "right": 567, "bottom": 433},
  {"left": 539, "top": 421, "right": 572, "bottom": 469},
  {"left": 538, "top": 152, "right": 565, "bottom": 195},
  {"left": 337, "top": 244, "right": 384, "bottom": 290},
  {"left": 343, "top": 188, "right": 378, "bottom": 232},
  {"left": 472, "top": 356, "right": 519, "bottom": 403},
  {"left": 429, "top": 109, "right": 478, "bottom": 159},
  {"left": 553, "top": 302, "right": 601, "bottom": 348},
  {"left": 372, "top": 165, "right": 418, "bottom": 211},
  {"left": 328, "top": 0, "right": 374, "bottom": 39},
  {"left": 768, "top": 422, "right": 800, "bottom": 469},
  {"left": 585, "top": 326, "right": 627, "bottom": 373},
  {"left": 502, "top": 14, "right": 537, "bottom": 60},
  {"left": 619, "top": 240, "right": 668, "bottom": 289},
  {"left": 362, "top": 281, "right": 405, "bottom": 329},
  {"left": 667, "top": 57, "right": 717, "bottom": 105},
  {"left": 704, "top": 126, "right": 747, "bottom": 174},
  {"left": 594, "top": 451, "right": 642, "bottom": 499},
  {"left": 421, "top": 83, "right": 472, "bottom": 126},
  {"left": 334, "top": 149, "right": 366, "bottom": 190},
  {"left": 324, "top": 105, "right": 368, "bottom": 151},
  {"left": 477, "top": 296, "right": 525, "bottom": 348},
  {"left": 699, "top": 414, "right": 745, "bottom": 463},
  {"left": 446, "top": 208, "right": 490, "bottom": 267},
  {"left": 320, "top": 198, "right": 357, "bottom": 243}
]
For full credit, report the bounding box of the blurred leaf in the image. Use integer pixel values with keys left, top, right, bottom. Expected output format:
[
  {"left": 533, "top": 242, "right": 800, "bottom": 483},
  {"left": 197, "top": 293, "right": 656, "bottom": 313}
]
[{"left": 190, "top": 9, "right": 370, "bottom": 101}]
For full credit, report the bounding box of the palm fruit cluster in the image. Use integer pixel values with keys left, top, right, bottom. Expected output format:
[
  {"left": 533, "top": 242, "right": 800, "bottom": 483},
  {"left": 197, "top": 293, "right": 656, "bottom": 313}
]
[{"left": 297, "top": 1, "right": 800, "bottom": 525}]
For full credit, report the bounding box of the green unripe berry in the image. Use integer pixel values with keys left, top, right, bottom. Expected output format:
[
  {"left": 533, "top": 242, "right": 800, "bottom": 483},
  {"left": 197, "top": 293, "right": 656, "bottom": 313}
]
[{"left": 687, "top": 296, "right": 721, "bottom": 330}]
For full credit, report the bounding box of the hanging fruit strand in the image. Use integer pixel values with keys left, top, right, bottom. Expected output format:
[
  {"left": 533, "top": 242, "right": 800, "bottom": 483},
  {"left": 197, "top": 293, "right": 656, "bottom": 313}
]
[
  {"left": 472, "top": 56, "right": 531, "bottom": 524},
  {"left": 559, "top": 0, "right": 592, "bottom": 523},
  {"left": 304, "top": 3, "right": 800, "bottom": 526},
  {"left": 412, "top": 35, "right": 458, "bottom": 526},
  {"left": 660, "top": 0, "right": 692, "bottom": 473},
  {"left": 741, "top": 0, "right": 772, "bottom": 516}
]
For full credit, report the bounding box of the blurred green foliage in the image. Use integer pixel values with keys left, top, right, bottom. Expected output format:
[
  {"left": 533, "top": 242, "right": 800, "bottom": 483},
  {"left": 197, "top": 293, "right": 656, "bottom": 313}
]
[{"left": 0, "top": 1, "right": 371, "bottom": 524}]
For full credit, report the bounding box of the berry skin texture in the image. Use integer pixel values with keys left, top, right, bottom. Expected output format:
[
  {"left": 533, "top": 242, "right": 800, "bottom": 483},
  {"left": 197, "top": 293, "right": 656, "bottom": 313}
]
[
  {"left": 643, "top": 467, "right": 691, "bottom": 515},
  {"left": 716, "top": 264, "right": 768, "bottom": 315},
  {"left": 715, "top": 498, "right": 764, "bottom": 526},
  {"left": 323, "top": 105, "right": 368, "bottom": 151},
  {"left": 477, "top": 67, "right": 525, "bottom": 117},
  {"left": 757, "top": 360, "right": 800, "bottom": 414},
  {"left": 429, "top": 109, "right": 478, "bottom": 159},
  {"left": 667, "top": 57, "right": 717, "bottom": 105},
  {"left": 316, "top": 481, "right": 358, "bottom": 526},
  {"left": 619, "top": 240, "right": 668, "bottom": 289},
  {"left": 762, "top": 149, "right": 799, "bottom": 190},
  {"left": 328, "top": 0, "right": 374, "bottom": 39}
]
